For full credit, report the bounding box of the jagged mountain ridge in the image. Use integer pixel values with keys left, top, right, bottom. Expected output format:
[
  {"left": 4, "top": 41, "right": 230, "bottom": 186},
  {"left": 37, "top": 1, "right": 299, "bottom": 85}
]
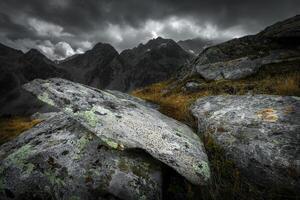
[
  {"left": 59, "top": 37, "right": 193, "bottom": 91},
  {"left": 119, "top": 37, "right": 193, "bottom": 90},
  {"left": 58, "top": 42, "right": 122, "bottom": 88}
]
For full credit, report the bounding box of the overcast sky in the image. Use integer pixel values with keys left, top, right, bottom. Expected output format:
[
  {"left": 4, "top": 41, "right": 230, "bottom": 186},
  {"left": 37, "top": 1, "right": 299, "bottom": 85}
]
[{"left": 0, "top": 0, "right": 299, "bottom": 60}]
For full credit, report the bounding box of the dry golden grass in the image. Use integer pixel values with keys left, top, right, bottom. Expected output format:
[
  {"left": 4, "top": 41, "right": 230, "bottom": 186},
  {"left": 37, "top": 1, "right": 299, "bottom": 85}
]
[
  {"left": 0, "top": 117, "right": 42, "bottom": 145},
  {"left": 132, "top": 82, "right": 212, "bottom": 125},
  {"left": 274, "top": 74, "right": 300, "bottom": 96},
  {"left": 132, "top": 72, "right": 300, "bottom": 124}
]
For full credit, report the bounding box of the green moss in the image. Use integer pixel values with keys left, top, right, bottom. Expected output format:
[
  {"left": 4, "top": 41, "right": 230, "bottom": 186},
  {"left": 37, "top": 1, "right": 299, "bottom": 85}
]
[
  {"left": 202, "top": 134, "right": 264, "bottom": 199},
  {"left": 204, "top": 135, "right": 237, "bottom": 179}
]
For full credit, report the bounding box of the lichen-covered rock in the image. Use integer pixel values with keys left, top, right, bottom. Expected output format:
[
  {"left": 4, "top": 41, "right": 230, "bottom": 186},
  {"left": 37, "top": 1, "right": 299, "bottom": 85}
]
[
  {"left": 191, "top": 95, "right": 300, "bottom": 193},
  {"left": 23, "top": 78, "right": 210, "bottom": 185},
  {"left": 105, "top": 90, "right": 159, "bottom": 110},
  {"left": 0, "top": 113, "right": 162, "bottom": 200}
]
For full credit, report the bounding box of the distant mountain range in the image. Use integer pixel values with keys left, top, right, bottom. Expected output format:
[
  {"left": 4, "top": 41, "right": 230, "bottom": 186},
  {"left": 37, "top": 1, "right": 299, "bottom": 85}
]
[{"left": 0, "top": 37, "right": 193, "bottom": 115}]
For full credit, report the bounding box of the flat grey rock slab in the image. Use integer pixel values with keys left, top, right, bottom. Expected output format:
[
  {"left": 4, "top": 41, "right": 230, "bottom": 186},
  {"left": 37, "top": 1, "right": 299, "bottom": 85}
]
[
  {"left": 195, "top": 51, "right": 300, "bottom": 81},
  {"left": 0, "top": 113, "right": 162, "bottom": 200},
  {"left": 191, "top": 95, "right": 300, "bottom": 191},
  {"left": 23, "top": 78, "right": 210, "bottom": 185}
]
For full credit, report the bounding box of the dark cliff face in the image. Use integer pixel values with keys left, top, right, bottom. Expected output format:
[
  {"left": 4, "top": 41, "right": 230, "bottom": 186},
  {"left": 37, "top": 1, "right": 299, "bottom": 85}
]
[
  {"left": 119, "top": 37, "right": 193, "bottom": 91},
  {"left": 0, "top": 45, "right": 68, "bottom": 115},
  {"left": 19, "top": 49, "right": 69, "bottom": 82},
  {"left": 58, "top": 42, "right": 121, "bottom": 89}
]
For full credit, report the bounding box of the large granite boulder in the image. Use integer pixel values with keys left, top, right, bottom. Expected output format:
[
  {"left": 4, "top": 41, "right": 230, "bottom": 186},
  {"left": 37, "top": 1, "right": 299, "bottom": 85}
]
[
  {"left": 0, "top": 113, "right": 162, "bottom": 200},
  {"left": 23, "top": 78, "right": 210, "bottom": 185},
  {"left": 191, "top": 95, "right": 300, "bottom": 193}
]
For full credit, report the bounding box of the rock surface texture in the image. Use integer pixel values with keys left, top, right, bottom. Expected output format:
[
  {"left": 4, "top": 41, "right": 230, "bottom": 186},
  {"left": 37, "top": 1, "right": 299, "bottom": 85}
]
[
  {"left": 23, "top": 78, "right": 210, "bottom": 185},
  {"left": 191, "top": 95, "right": 300, "bottom": 192},
  {"left": 192, "top": 15, "right": 300, "bottom": 80},
  {"left": 0, "top": 113, "right": 162, "bottom": 200}
]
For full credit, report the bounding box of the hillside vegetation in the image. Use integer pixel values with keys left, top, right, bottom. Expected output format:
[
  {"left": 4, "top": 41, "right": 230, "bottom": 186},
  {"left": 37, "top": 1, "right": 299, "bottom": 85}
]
[{"left": 132, "top": 60, "right": 300, "bottom": 125}]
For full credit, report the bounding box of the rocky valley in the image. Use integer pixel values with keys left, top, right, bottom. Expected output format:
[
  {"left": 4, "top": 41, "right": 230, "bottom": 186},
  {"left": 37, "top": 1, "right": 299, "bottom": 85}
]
[{"left": 0, "top": 12, "right": 299, "bottom": 200}]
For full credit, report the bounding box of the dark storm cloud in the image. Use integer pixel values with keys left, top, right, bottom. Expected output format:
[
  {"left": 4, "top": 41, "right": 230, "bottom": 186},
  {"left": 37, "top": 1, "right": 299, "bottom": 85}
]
[{"left": 0, "top": 0, "right": 299, "bottom": 60}]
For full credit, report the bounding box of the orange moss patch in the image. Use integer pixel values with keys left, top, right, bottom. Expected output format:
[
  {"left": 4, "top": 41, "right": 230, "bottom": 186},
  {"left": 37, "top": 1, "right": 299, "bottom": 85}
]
[
  {"left": 256, "top": 108, "right": 278, "bottom": 122},
  {"left": 0, "top": 117, "right": 42, "bottom": 145}
]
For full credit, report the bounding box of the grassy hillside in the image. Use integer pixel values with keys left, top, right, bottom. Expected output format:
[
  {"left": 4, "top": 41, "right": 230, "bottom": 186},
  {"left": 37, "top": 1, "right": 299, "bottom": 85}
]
[{"left": 132, "top": 60, "right": 300, "bottom": 125}]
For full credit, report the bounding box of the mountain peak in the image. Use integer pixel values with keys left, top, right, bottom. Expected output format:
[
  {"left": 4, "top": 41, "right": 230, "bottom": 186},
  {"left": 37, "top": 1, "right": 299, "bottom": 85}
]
[
  {"left": 24, "top": 48, "right": 54, "bottom": 65},
  {"left": 92, "top": 42, "right": 117, "bottom": 52},
  {"left": 146, "top": 37, "right": 174, "bottom": 46},
  {"left": 25, "top": 49, "right": 46, "bottom": 58}
]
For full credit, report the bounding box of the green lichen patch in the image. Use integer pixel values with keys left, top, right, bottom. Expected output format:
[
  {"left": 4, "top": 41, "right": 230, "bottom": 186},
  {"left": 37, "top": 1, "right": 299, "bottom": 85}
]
[
  {"left": 118, "top": 158, "right": 151, "bottom": 181},
  {"left": 73, "top": 134, "right": 94, "bottom": 160},
  {"left": 76, "top": 134, "right": 93, "bottom": 151},
  {"left": 44, "top": 171, "right": 66, "bottom": 187},
  {"left": 37, "top": 93, "right": 55, "bottom": 106},
  {"left": 193, "top": 161, "right": 210, "bottom": 182},
  {"left": 5, "top": 144, "right": 35, "bottom": 176},
  {"left": 101, "top": 138, "right": 123, "bottom": 150},
  {"left": 76, "top": 110, "right": 99, "bottom": 127},
  {"left": 69, "top": 196, "right": 81, "bottom": 200}
]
